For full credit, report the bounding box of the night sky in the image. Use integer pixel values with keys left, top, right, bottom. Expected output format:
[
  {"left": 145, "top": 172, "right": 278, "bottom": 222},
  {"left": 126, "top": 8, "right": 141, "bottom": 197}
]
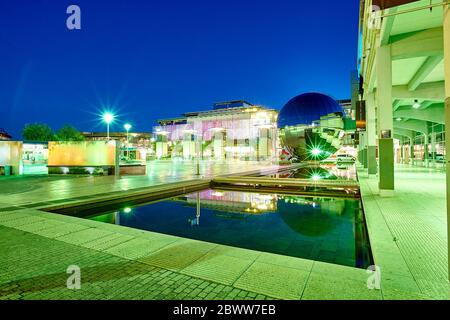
[{"left": 0, "top": 0, "right": 359, "bottom": 138}]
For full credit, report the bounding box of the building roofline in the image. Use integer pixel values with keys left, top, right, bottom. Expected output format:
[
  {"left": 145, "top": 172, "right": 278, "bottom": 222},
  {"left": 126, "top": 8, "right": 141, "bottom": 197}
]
[
  {"left": 181, "top": 106, "right": 277, "bottom": 118},
  {"left": 81, "top": 132, "right": 152, "bottom": 136}
]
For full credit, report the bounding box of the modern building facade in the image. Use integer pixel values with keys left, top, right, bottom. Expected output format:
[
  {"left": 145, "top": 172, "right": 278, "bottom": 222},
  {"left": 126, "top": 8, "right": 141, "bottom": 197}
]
[
  {"left": 357, "top": 0, "right": 449, "bottom": 189},
  {"left": 357, "top": 0, "right": 450, "bottom": 278},
  {"left": 153, "top": 101, "right": 279, "bottom": 161}
]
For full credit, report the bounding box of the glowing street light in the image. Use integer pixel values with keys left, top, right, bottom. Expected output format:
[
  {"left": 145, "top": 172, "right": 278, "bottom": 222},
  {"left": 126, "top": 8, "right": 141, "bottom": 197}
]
[
  {"left": 102, "top": 112, "right": 115, "bottom": 140},
  {"left": 124, "top": 123, "right": 132, "bottom": 160}
]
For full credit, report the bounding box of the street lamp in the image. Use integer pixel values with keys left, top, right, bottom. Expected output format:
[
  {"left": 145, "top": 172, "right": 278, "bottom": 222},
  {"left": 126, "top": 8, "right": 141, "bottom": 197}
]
[
  {"left": 102, "top": 112, "right": 115, "bottom": 140},
  {"left": 124, "top": 123, "right": 132, "bottom": 160}
]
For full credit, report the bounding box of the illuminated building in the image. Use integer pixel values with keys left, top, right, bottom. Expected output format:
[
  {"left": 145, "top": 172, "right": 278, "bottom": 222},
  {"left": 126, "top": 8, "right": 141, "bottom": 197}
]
[
  {"left": 82, "top": 132, "right": 152, "bottom": 161},
  {"left": 153, "top": 100, "right": 279, "bottom": 161},
  {"left": 22, "top": 141, "right": 48, "bottom": 165}
]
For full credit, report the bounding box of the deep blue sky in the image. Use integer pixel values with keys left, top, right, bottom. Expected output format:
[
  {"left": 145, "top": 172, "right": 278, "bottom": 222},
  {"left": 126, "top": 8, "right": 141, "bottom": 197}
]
[{"left": 0, "top": 0, "right": 359, "bottom": 138}]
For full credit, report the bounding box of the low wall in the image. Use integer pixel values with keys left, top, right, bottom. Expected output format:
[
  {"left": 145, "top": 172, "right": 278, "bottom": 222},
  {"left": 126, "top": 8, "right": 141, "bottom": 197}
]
[{"left": 48, "top": 141, "right": 118, "bottom": 175}]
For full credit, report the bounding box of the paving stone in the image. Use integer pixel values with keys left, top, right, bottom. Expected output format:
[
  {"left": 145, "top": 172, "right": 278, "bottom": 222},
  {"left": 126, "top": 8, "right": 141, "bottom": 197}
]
[
  {"left": 302, "top": 273, "right": 382, "bottom": 300},
  {"left": 256, "top": 252, "right": 314, "bottom": 271},
  {"left": 55, "top": 228, "right": 114, "bottom": 245},
  {"left": 180, "top": 252, "right": 254, "bottom": 285},
  {"left": 82, "top": 233, "right": 135, "bottom": 251},
  {"left": 138, "top": 240, "right": 212, "bottom": 271},
  {"left": 234, "top": 262, "right": 309, "bottom": 300},
  {"left": 105, "top": 237, "right": 177, "bottom": 260}
]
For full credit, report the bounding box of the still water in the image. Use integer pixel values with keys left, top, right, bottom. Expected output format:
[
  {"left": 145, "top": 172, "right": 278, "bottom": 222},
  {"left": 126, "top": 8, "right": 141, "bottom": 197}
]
[{"left": 87, "top": 189, "right": 373, "bottom": 269}]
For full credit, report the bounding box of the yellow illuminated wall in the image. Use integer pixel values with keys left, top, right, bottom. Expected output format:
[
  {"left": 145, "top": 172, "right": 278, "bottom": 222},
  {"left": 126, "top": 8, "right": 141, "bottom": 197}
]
[{"left": 48, "top": 141, "right": 117, "bottom": 166}]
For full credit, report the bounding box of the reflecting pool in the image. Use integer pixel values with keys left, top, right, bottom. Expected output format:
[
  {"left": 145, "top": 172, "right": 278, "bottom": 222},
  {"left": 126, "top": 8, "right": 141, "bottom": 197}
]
[{"left": 83, "top": 189, "right": 373, "bottom": 269}]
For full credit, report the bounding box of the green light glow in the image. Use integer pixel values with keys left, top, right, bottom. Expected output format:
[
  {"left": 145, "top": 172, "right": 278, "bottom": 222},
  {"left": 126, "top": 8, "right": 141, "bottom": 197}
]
[
  {"left": 311, "top": 148, "right": 322, "bottom": 156},
  {"left": 123, "top": 207, "right": 132, "bottom": 213},
  {"left": 311, "top": 174, "right": 322, "bottom": 181}
]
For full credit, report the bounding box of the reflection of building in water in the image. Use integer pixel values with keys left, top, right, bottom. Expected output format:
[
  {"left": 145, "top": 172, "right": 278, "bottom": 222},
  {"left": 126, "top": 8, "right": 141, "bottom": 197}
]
[
  {"left": 277, "top": 196, "right": 347, "bottom": 237},
  {"left": 153, "top": 100, "right": 279, "bottom": 161},
  {"left": 278, "top": 196, "right": 345, "bottom": 213},
  {"left": 177, "top": 190, "right": 278, "bottom": 214}
]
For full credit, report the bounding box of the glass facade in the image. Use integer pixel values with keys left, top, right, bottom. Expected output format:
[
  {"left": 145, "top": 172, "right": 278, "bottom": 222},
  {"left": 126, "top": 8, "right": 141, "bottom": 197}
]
[{"left": 153, "top": 102, "right": 279, "bottom": 161}]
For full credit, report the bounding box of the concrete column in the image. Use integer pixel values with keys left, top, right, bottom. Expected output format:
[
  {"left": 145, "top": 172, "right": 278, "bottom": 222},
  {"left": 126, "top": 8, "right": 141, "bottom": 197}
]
[
  {"left": 443, "top": 3, "right": 450, "bottom": 280},
  {"left": 359, "top": 131, "right": 368, "bottom": 168},
  {"left": 366, "top": 92, "right": 377, "bottom": 175},
  {"left": 213, "top": 131, "right": 224, "bottom": 160},
  {"left": 183, "top": 133, "right": 195, "bottom": 160},
  {"left": 271, "top": 126, "right": 278, "bottom": 164},
  {"left": 410, "top": 137, "right": 415, "bottom": 166},
  {"left": 400, "top": 139, "right": 404, "bottom": 164},
  {"left": 156, "top": 133, "right": 168, "bottom": 159},
  {"left": 431, "top": 130, "right": 437, "bottom": 167},
  {"left": 114, "top": 140, "right": 120, "bottom": 177},
  {"left": 424, "top": 133, "right": 429, "bottom": 167},
  {"left": 258, "top": 128, "right": 269, "bottom": 161},
  {"left": 376, "top": 42, "right": 394, "bottom": 195}
]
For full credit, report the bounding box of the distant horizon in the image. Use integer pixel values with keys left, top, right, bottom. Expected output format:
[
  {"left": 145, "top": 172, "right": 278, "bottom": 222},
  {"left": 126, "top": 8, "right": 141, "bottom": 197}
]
[{"left": 1, "top": 0, "right": 359, "bottom": 139}]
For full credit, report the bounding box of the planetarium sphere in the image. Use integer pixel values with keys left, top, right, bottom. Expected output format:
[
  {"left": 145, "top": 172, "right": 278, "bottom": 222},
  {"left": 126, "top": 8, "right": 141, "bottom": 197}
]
[
  {"left": 278, "top": 92, "right": 342, "bottom": 128},
  {"left": 277, "top": 92, "right": 344, "bottom": 162}
]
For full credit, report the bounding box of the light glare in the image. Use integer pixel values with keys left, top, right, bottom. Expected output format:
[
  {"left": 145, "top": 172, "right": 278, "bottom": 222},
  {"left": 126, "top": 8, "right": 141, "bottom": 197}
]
[{"left": 103, "top": 112, "right": 115, "bottom": 124}]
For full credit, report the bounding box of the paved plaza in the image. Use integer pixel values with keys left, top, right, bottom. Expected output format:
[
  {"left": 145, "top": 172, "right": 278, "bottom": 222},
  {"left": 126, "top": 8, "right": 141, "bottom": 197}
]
[
  {"left": 0, "top": 161, "right": 277, "bottom": 209},
  {"left": 0, "top": 161, "right": 448, "bottom": 300}
]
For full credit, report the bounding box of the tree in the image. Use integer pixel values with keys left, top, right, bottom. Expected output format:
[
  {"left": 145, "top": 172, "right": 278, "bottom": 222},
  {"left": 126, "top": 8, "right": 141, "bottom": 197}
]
[
  {"left": 55, "top": 125, "right": 85, "bottom": 141},
  {"left": 22, "top": 123, "right": 54, "bottom": 141}
]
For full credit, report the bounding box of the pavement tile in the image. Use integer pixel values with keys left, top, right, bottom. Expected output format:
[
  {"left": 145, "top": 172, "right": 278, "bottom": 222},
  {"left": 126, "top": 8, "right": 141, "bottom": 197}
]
[
  {"left": 105, "top": 237, "right": 177, "bottom": 260},
  {"left": 55, "top": 228, "right": 114, "bottom": 245},
  {"left": 256, "top": 252, "right": 314, "bottom": 271},
  {"left": 234, "top": 262, "right": 309, "bottom": 300},
  {"left": 180, "top": 252, "right": 254, "bottom": 285},
  {"left": 302, "top": 273, "right": 382, "bottom": 300}
]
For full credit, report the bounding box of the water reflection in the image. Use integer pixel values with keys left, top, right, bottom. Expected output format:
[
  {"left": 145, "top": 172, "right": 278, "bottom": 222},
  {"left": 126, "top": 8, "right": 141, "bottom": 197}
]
[
  {"left": 89, "top": 189, "right": 373, "bottom": 269},
  {"left": 179, "top": 190, "right": 278, "bottom": 215},
  {"left": 267, "top": 164, "right": 356, "bottom": 181}
]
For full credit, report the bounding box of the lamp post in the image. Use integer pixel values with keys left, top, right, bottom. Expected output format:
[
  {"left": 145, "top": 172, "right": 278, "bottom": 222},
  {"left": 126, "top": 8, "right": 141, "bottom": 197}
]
[
  {"left": 124, "top": 123, "right": 132, "bottom": 160},
  {"left": 103, "top": 112, "right": 115, "bottom": 140}
]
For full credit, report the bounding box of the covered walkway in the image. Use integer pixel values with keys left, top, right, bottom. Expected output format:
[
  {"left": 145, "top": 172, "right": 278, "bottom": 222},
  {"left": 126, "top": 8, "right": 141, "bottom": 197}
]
[
  {"left": 357, "top": 0, "right": 450, "bottom": 285},
  {"left": 358, "top": 164, "right": 448, "bottom": 299}
]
